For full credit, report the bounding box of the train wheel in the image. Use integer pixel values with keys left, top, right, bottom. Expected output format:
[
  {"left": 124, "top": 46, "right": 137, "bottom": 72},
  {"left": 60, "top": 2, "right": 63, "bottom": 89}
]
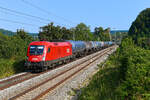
[
  {"left": 66, "top": 59, "right": 70, "bottom": 63},
  {"left": 42, "top": 66, "right": 48, "bottom": 71},
  {"left": 63, "top": 60, "right": 67, "bottom": 64}
]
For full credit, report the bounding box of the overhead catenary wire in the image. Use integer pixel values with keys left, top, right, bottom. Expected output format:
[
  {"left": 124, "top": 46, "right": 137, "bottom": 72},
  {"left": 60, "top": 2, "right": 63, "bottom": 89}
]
[
  {"left": 0, "top": 6, "right": 49, "bottom": 22},
  {"left": 0, "top": 9, "right": 48, "bottom": 24},
  {"left": 0, "top": 18, "right": 40, "bottom": 27},
  {"left": 21, "top": 0, "right": 77, "bottom": 25},
  {"left": 0, "top": 6, "right": 69, "bottom": 27}
]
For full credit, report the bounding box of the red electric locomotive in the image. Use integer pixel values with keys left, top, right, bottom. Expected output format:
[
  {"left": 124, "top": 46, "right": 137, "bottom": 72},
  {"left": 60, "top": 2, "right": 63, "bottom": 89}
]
[{"left": 25, "top": 41, "right": 72, "bottom": 71}]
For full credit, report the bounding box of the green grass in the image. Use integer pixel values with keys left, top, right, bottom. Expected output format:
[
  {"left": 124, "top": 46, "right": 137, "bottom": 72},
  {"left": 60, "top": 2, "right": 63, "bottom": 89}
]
[
  {"left": 0, "top": 58, "right": 25, "bottom": 79},
  {"left": 0, "top": 59, "right": 15, "bottom": 79},
  {"left": 79, "top": 53, "right": 122, "bottom": 100}
]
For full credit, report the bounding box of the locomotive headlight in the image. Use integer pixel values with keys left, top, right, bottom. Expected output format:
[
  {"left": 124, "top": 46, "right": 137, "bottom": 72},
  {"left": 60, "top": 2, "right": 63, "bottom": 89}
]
[{"left": 42, "top": 56, "right": 46, "bottom": 61}]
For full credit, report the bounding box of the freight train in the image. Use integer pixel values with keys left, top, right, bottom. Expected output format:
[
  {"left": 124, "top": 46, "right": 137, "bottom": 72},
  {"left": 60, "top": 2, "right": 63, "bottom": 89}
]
[{"left": 25, "top": 40, "right": 114, "bottom": 71}]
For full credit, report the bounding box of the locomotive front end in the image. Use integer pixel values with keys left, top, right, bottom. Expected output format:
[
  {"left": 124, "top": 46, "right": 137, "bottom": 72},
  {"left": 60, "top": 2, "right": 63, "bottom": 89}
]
[{"left": 25, "top": 41, "right": 47, "bottom": 71}]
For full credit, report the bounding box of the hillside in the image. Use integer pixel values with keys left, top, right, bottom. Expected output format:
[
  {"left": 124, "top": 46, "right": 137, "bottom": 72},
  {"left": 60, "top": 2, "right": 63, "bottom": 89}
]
[
  {"left": 0, "top": 28, "right": 38, "bottom": 38},
  {"left": 110, "top": 30, "right": 128, "bottom": 34},
  {"left": 0, "top": 28, "right": 16, "bottom": 36}
]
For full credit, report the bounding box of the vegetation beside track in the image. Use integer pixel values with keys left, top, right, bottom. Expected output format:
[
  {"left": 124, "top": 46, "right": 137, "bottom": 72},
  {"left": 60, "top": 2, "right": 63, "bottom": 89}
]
[
  {"left": 79, "top": 48, "right": 121, "bottom": 100},
  {"left": 0, "top": 30, "right": 34, "bottom": 79},
  {"left": 79, "top": 8, "right": 150, "bottom": 100},
  {"left": 79, "top": 38, "right": 150, "bottom": 100}
]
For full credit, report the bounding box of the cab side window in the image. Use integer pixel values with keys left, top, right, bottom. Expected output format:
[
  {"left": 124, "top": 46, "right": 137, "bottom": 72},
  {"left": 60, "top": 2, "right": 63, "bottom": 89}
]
[{"left": 47, "top": 48, "right": 50, "bottom": 53}]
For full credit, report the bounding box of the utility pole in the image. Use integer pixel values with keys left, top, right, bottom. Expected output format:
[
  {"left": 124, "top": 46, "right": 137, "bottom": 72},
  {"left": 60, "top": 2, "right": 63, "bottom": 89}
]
[
  {"left": 113, "top": 28, "right": 116, "bottom": 44},
  {"left": 115, "top": 31, "right": 116, "bottom": 44},
  {"left": 108, "top": 28, "right": 111, "bottom": 41},
  {"left": 73, "top": 29, "right": 75, "bottom": 40},
  {"left": 119, "top": 32, "right": 122, "bottom": 44}
]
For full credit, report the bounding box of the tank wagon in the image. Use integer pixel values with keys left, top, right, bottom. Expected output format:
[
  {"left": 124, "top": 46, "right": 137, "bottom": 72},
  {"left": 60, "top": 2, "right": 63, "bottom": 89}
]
[
  {"left": 84, "top": 41, "right": 93, "bottom": 54},
  {"left": 104, "top": 41, "right": 114, "bottom": 48},
  {"left": 25, "top": 40, "right": 114, "bottom": 71},
  {"left": 66, "top": 40, "right": 86, "bottom": 58},
  {"left": 95, "top": 41, "right": 101, "bottom": 50}
]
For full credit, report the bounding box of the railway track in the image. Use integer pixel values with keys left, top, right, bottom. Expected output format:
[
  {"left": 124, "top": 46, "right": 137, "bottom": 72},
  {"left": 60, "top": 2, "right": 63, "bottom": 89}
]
[
  {"left": 0, "top": 73, "right": 38, "bottom": 90},
  {"left": 33, "top": 48, "right": 111, "bottom": 100},
  {"left": 9, "top": 46, "right": 115, "bottom": 100},
  {"left": 0, "top": 45, "right": 116, "bottom": 100},
  {"left": 0, "top": 46, "right": 108, "bottom": 90},
  {"left": 0, "top": 49, "right": 89, "bottom": 91},
  {"left": 0, "top": 52, "right": 93, "bottom": 91}
]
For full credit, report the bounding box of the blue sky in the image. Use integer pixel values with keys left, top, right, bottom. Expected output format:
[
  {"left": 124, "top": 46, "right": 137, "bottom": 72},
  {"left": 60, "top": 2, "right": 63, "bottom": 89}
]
[{"left": 0, "top": 0, "right": 149, "bottom": 33}]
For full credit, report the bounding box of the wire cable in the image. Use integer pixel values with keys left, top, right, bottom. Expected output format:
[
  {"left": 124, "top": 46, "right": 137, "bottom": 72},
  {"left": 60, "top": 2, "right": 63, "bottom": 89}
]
[
  {"left": 21, "top": 0, "right": 77, "bottom": 25},
  {"left": 0, "top": 9, "right": 48, "bottom": 24},
  {"left": 0, "top": 18, "right": 40, "bottom": 27},
  {"left": 0, "top": 6, "right": 68, "bottom": 27}
]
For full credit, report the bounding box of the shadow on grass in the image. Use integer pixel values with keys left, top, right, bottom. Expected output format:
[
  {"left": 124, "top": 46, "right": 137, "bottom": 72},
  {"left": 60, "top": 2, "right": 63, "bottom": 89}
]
[
  {"left": 13, "top": 59, "right": 26, "bottom": 73},
  {"left": 79, "top": 67, "right": 122, "bottom": 100},
  {"left": 13, "top": 59, "right": 43, "bottom": 74},
  {"left": 0, "top": 58, "right": 27, "bottom": 79}
]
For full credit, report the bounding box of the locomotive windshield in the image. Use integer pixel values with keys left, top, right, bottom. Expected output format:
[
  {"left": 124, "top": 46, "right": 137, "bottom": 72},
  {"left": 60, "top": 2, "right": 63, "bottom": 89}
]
[{"left": 29, "top": 45, "right": 44, "bottom": 55}]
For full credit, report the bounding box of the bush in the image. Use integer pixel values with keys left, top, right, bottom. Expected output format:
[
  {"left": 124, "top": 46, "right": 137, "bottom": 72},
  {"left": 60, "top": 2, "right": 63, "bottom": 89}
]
[
  {"left": 0, "top": 31, "right": 33, "bottom": 78},
  {"left": 79, "top": 51, "right": 122, "bottom": 100},
  {"left": 117, "top": 38, "right": 150, "bottom": 99}
]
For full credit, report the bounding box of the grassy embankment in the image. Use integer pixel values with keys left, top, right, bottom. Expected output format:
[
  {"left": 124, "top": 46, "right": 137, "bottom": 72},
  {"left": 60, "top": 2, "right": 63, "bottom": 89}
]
[
  {"left": 0, "top": 59, "right": 25, "bottom": 79},
  {"left": 79, "top": 48, "right": 121, "bottom": 100},
  {"left": 79, "top": 38, "right": 150, "bottom": 100}
]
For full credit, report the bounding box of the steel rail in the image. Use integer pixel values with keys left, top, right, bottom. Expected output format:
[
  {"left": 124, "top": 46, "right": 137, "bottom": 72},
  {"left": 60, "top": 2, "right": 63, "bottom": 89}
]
[
  {"left": 33, "top": 49, "right": 111, "bottom": 100},
  {"left": 0, "top": 73, "right": 39, "bottom": 90},
  {"left": 9, "top": 46, "right": 114, "bottom": 100},
  {"left": 0, "top": 49, "right": 88, "bottom": 91}
]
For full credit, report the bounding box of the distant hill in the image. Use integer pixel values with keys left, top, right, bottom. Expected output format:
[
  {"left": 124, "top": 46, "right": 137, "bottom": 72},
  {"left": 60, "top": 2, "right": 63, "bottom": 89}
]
[
  {"left": 0, "top": 28, "right": 16, "bottom": 36},
  {"left": 91, "top": 30, "right": 128, "bottom": 34},
  {"left": 0, "top": 28, "right": 38, "bottom": 38},
  {"left": 110, "top": 30, "right": 128, "bottom": 34},
  {"left": 0, "top": 28, "right": 128, "bottom": 39},
  {"left": 28, "top": 33, "right": 38, "bottom": 38}
]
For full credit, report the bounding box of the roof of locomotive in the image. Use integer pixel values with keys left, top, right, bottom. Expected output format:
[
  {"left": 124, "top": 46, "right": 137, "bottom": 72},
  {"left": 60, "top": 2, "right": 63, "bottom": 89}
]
[{"left": 29, "top": 41, "right": 72, "bottom": 47}]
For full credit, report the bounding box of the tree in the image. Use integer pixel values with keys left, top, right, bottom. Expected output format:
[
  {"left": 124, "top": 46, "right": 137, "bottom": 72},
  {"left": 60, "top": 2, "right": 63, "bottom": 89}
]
[
  {"left": 93, "top": 27, "right": 111, "bottom": 41},
  {"left": 61, "top": 27, "right": 73, "bottom": 40},
  {"left": 0, "top": 29, "right": 33, "bottom": 59},
  {"left": 129, "top": 8, "right": 150, "bottom": 38},
  {"left": 39, "top": 22, "right": 73, "bottom": 41},
  {"left": 74, "top": 23, "right": 93, "bottom": 41},
  {"left": 16, "top": 29, "right": 32, "bottom": 42},
  {"left": 128, "top": 8, "right": 150, "bottom": 49}
]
